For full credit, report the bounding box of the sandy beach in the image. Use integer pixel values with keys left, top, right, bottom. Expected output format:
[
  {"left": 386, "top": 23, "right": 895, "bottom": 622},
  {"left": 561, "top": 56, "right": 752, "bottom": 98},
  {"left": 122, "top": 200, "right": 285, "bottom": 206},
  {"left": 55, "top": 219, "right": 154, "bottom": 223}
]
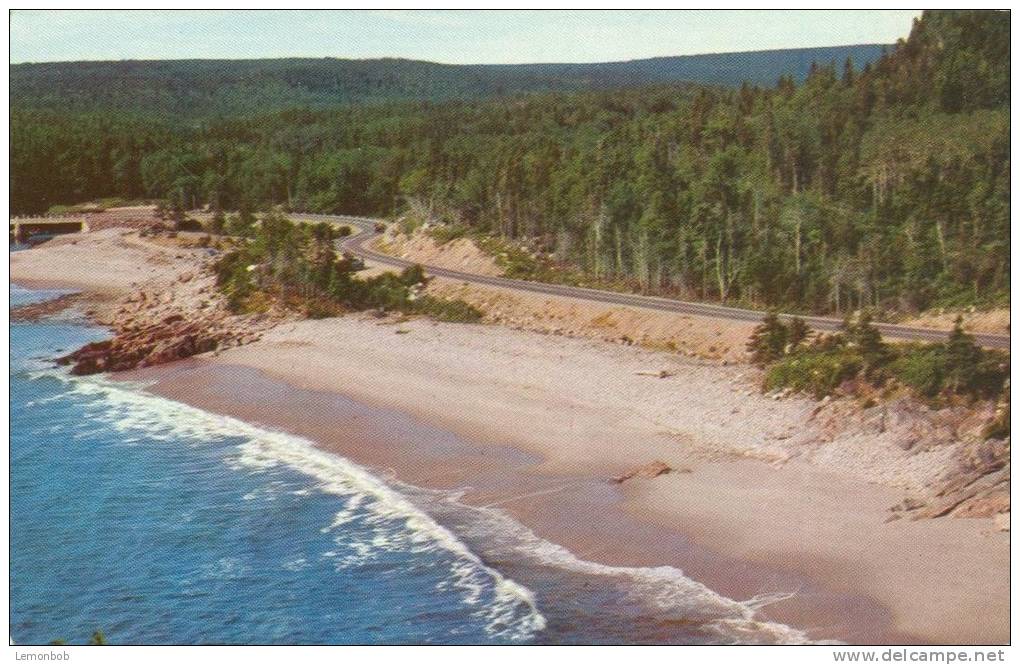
[{"left": 11, "top": 230, "right": 1010, "bottom": 644}]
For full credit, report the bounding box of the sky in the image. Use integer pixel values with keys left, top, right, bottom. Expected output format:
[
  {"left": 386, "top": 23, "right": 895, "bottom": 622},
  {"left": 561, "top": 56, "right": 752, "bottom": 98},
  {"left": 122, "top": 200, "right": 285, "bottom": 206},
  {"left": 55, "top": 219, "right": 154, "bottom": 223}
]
[{"left": 10, "top": 10, "right": 922, "bottom": 65}]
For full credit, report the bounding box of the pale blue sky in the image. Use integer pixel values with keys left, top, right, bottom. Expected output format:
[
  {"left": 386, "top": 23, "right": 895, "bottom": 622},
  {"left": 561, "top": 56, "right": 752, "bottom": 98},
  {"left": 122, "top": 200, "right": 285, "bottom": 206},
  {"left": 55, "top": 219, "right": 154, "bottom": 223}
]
[{"left": 10, "top": 10, "right": 922, "bottom": 65}]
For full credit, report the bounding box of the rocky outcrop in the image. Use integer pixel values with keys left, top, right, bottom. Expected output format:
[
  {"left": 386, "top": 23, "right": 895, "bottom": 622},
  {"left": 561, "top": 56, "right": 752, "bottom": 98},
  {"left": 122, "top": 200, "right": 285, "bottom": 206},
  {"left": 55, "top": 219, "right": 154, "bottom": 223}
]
[
  {"left": 57, "top": 314, "right": 258, "bottom": 375},
  {"left": 883, "top": 433, "right": 1010, "bottom": 521},
  {"left": 803, "top": 392, "right": 1010, "bottom": 521},
  {"left": 48, "top": 233, "right": 283, "bottom": 376},
  {"left": 10, "top": 293, "right": 84, "bottom": 321}
]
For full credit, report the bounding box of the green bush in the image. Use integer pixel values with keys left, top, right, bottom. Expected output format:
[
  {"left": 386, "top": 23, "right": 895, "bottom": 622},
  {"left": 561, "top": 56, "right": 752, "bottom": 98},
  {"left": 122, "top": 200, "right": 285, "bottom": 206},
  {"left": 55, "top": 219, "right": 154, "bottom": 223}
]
[
  {"left": 888, "top": 320, "right": 1009, "bottom": 401},
  {"left": 843, "top": 310, "right": 892, "bottom": 374},
  {"left": 208, "top": 206, "right": 227, "bottom": 234},
  {"left": 224, "top": 212, "right": 255, "bottom": 238},
  {"left": 756, "top": 314, "right": 1010, "bottom": 404},
  {"left": 397, "top": 213, "right": 424, "bottom": 236},
  {"left": 426, "top": 224, "right": 468, "bottom": 245},
  {"left": 398, "top": 264, "right": 426, "bottom": 286},
  {"left": 209, "top": 210, "right": 478, "bottom": 326},
  {"left": 764, "top": 349, "right": 863, "bottom": 399},
  {"left": 412, "top": 295, "right": 483, "bottom": 323},
  {"left": 889, "top": 345, "right": 945, "bottom": 398},
  {"left": 747, "top": 312, "right": 789, "bottom": 366},
  {"left": 787, "top": 317, "right": 810, "bottom": 349}
]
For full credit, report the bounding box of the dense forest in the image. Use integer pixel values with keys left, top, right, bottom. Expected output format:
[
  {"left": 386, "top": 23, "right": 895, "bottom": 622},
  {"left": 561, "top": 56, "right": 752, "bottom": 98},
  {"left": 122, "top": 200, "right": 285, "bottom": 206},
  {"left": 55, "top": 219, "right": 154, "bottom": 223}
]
[
  {"left": 10, "top": 10, "right": 1009, "bottom": 314},
  {"left": 11, "top": 44, "right": 886, "bottom": 116}
]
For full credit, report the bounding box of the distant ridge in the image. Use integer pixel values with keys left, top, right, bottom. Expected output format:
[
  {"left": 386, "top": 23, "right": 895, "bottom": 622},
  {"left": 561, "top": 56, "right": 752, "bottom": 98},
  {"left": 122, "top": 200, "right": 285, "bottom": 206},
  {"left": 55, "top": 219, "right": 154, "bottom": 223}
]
[{"left": 11, "top": 43, "right": 888, "bottom": 117}]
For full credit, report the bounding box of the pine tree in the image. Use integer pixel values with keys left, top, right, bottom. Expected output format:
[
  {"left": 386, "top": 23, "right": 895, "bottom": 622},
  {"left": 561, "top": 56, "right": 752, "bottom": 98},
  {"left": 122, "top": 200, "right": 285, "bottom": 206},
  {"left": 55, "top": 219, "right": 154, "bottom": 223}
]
[
  {"left": 787, "top": 316, "right": 811, "bottom": 349},
  {"left": 944, "top": 315, "right": 981, "bottom": 394},
  {"left": 747, "top": 311, "right": 789, "bottom": 366},
  {"left": 845, "top": 310, "right": 890, "bottom": 372}
]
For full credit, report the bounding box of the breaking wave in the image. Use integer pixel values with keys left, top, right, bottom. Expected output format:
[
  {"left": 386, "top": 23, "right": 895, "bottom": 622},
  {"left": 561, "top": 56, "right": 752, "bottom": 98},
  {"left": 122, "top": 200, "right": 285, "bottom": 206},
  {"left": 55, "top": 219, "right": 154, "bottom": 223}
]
[
  {"left": 25, "top": 366, "right": 809, "bottom": 644},
  {"left": 33, "top": 370, "right": 545, "bottom": 642}
]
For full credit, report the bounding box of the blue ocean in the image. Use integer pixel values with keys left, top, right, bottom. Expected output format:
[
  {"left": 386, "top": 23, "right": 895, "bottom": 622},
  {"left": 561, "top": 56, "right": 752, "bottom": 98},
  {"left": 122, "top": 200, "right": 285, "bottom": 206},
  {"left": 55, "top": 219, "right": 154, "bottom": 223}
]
[{"left": 10, "top": 283, "right": 805, "bottom": 645}]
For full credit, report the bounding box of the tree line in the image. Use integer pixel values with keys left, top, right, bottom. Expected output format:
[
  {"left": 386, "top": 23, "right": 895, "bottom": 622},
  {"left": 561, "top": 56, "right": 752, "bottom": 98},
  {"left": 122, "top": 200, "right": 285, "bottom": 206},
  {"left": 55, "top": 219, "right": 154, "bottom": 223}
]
[{"left": 10, "top": 10, "right": 1008, "bottom": 314}]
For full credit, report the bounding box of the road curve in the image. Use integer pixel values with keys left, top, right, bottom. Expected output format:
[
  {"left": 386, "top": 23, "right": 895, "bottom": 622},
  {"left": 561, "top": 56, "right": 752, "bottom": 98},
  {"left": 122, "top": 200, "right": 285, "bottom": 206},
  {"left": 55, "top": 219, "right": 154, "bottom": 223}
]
[{"left": 295, "top": 213, "right": 1011, "bottom": 350}]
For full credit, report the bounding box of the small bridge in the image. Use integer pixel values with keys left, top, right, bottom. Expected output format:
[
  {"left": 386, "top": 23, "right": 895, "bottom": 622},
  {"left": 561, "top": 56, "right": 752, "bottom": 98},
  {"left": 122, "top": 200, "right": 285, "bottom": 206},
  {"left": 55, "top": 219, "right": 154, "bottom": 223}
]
[{"left": 10, "top": 217, "right": 90, "bottom": 244}]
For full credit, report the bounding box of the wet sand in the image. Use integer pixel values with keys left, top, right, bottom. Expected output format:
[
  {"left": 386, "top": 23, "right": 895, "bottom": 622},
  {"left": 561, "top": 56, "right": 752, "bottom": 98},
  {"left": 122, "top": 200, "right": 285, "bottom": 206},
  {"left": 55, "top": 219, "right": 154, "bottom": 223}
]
[{"left": 129, "top": 358, "right": 1006, "bottom": 644}]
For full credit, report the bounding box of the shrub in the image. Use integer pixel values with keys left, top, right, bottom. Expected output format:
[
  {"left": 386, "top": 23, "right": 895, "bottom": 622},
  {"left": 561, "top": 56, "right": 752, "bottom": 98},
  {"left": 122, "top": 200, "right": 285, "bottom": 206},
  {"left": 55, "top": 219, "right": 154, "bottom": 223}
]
[
  {"left": 208, "top": 206, "right": 226, "bottom": 235},
  {"left": 427, "top": 224, "right": 468, "bottom": 245},
  {"left": 764, "top": 348, "right": 863, "bottom": 399},
  {"left": 888, "top": 321, "right": 1009, "bottom": 401},
  {"left": 944, "top": 316, "right": 987, "bottom": 394},
  {"left": 177, "top": 218, "right": 204, "bottom": 232},
  {"left": 844, "top": 310, "right": 891, "bottom": 374},
  {"left": 889, "top": 345, "right": 945, "bottom": 398},
  {"left": 397, "top": 213, "right": 424, "bottom": 236},
  {"left": 304, "top": 298, "right": 345, "bottom": 319},
  {"left": 971, "top": 351, "right": 1010, "bottom": 400},
  {"left": 399, "top": 264, "right": 426, "bottom": 286},
  {"left": 412, "top": 295, "right": 483, "bottom": 323},
  {"left": 750, "top": 309, "right": 1009, "bottom": 405}
]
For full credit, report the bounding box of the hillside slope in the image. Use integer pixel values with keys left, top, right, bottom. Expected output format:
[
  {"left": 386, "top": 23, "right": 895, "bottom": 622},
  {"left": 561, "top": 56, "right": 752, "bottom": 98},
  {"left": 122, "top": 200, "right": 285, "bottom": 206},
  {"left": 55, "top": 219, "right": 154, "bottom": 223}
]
[{"left": 11, "top": 44, "right": 887, "bottom": 116}]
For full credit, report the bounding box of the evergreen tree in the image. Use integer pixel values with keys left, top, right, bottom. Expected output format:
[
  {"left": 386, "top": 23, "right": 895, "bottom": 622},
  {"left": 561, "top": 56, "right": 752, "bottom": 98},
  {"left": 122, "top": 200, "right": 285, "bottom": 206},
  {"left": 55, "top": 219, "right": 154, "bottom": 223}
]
[
  {"left": 845, "top": 310, "right": 890, "bottom": 372},
  {"left": 747, "top": 312, "right": 789, "bottom": 366},
  {"left": 944, "top": 315, "right": 982, "bottom": 394},
  {"left": 787, "top": 316, "right": 811, "bottom": 349}
]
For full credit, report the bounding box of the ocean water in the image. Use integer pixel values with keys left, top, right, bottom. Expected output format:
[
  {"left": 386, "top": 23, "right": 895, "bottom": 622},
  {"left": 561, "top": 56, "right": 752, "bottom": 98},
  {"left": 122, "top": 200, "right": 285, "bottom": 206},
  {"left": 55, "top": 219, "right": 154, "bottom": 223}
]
[{"left": 10, "top": 283, "right": 806, "bottom": 645}]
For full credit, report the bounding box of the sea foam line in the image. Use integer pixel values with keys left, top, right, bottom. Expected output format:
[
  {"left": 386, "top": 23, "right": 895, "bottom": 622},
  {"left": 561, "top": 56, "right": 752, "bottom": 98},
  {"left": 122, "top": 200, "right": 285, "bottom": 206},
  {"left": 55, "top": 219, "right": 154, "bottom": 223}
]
[
  {"left": 32, "top": 369, "right": 546, "bottom": 642},
  {"left": 406, "top": 487, "right": 817, "bottom": 645},
  {"left": 32, "top": 368, "right": 813, "bottom": 644}
]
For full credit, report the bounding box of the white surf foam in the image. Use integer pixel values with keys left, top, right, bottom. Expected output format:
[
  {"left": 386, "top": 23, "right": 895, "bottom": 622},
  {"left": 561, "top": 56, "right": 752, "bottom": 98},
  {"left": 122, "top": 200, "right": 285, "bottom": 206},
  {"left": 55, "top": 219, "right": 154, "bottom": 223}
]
[
  {"left": 34, "top": 370, "right": 546, "bottom": 642},
  {"left": 400, "top": 486, "right": 815, "bottom": 645},
  {"left": 33, "top": 367, "right": 812, "bottom": 643}
]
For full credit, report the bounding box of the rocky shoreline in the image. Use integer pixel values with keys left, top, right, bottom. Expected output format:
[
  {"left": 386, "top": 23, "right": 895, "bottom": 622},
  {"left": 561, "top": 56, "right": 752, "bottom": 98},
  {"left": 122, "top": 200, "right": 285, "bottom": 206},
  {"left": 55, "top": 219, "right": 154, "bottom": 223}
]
[
  {"left": 12, "top": 227, "right": 1011, "bottom": 522},
  {"left": 10, "top": 227, "right": 1010, "bottom": 643},
  {"left": 12, "top": 228, "right": 284, "bottom": 376}
]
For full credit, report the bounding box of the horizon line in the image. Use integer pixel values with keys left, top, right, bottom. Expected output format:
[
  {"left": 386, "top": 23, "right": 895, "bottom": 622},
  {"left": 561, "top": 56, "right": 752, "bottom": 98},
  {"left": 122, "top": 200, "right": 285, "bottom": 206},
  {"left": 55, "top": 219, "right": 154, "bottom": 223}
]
[{"left": 9, "top": 40, "right": 893, "bottom": 68}]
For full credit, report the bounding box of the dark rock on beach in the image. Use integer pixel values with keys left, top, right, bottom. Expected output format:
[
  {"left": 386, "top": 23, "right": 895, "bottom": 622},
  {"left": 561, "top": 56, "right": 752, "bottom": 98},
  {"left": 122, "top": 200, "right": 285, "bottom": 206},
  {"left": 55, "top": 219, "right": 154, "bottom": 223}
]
[{"left": 56, "top": 313, "right": 255, "bottom": 375}]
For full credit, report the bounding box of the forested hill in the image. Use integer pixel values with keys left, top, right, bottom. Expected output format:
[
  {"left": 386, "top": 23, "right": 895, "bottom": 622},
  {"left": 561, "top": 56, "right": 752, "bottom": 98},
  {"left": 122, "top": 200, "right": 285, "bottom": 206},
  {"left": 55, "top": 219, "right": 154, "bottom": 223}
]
[
  {"left": 10, "top": 10, "right": 1009, "bottom": 315},
  {"left": 10, "top": 44, "right": 888, "bottom": 117}
]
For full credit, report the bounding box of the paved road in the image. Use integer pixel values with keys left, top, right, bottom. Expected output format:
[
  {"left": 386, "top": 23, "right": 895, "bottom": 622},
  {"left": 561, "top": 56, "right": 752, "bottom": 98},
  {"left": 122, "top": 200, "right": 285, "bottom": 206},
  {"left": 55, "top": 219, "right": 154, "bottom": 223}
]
[{"left": 296, "top": 213, "right": 1011, "bottom": 350}]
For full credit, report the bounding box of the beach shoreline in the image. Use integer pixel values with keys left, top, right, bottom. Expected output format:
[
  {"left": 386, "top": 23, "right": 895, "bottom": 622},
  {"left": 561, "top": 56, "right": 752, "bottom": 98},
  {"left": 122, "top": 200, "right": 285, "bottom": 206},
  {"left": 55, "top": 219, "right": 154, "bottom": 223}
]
[
  {"left": 11, "top": 232, "right": 1009, "bottom": 644},
  {"left": 130, "top": 345, "right": 1006, "bottom": 645},
  {"left": 130, "top": 358, "right": 915, "bottom": 644}
]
